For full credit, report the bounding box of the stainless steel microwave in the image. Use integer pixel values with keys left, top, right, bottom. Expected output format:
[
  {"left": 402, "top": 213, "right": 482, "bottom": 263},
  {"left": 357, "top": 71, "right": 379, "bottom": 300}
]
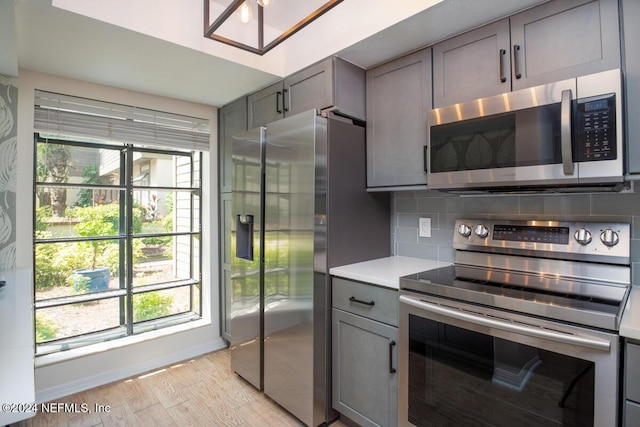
[{"left": 427, "top": 69, "right": 624, "bottom": 191}]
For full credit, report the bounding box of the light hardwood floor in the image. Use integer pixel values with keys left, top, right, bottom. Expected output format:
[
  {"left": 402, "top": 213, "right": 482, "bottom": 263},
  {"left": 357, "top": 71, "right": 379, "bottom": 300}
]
[{"left": 27, "top": 349, "right": 349, "bottom": 427}]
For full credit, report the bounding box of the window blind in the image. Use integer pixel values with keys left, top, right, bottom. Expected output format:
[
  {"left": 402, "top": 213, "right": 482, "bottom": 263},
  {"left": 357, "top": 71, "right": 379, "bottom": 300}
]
[{"left": 34, "top": 90, "right": 210, "bottom": 151}]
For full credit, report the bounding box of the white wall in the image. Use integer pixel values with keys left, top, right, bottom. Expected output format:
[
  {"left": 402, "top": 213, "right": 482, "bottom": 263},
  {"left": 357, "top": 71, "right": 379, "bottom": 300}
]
[{"left": 16, "top": 69, "right": 224, "bottom": 402}]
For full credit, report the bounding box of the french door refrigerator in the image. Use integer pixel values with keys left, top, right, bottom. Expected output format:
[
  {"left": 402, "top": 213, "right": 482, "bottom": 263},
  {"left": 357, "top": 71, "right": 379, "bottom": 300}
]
[{"left": 230, "top": 110, "right": 389, "bottom": 426}]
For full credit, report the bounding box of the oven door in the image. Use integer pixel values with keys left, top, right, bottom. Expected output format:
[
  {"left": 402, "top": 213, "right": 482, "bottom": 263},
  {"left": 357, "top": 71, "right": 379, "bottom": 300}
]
[{"left": 398, "top": 292, "right": 620, "bottom": 427}]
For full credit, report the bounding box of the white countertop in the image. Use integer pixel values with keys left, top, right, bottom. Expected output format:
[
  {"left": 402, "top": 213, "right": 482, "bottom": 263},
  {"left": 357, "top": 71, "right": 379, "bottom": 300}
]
[
  {"left": 0, "top": 269, "right": 36, "bottom": 425},
  {"left": 330, "top": 256, "right": 448, "bottom": 289},
  {"left": 620, "top": 286, "right": 640, "bottom": 340}
]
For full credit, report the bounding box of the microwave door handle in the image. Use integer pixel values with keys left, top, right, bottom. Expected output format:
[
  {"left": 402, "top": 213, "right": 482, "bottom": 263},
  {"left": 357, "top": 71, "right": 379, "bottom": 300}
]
[
  {"left": 399, "top": 295, "right": 611, "bottom": 351},
  {"left": 561, "top": 89, "right": 574, "bottom": 175}
]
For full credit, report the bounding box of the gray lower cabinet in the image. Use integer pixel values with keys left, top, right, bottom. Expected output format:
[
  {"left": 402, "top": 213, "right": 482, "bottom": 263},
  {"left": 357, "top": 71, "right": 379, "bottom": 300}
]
[
  {"left": 247, "top": 56, "right": 365, "bottom": 129},
  {"left": 625, "top": 342, "right": 640, "bottom": 426},
  {"left": 622, "top": 0, "right": 640, "bottom": 174},
  {"left": 332, "top": 277, "right": 398, "bottom": 427},
  {"left": 366, "top": 48, "right": 431, "bottom": 189},
  {"left": 432, "top": 0, "right": 620, "bottom": 107}
]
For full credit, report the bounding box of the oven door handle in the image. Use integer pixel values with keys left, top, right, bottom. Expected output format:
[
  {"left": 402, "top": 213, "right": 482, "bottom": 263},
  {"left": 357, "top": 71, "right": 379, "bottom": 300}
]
[{"left": 399, "top": 295, "right": 611, "bottom": 352}]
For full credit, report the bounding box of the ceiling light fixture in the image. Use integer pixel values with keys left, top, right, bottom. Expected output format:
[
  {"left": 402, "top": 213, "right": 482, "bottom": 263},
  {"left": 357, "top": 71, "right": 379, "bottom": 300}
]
[{"left": 204, "top": 0, "right": 343, "bottom": 55}]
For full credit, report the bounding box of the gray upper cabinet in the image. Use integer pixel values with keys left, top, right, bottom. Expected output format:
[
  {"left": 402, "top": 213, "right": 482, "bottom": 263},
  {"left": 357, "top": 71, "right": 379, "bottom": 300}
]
[
  {"left": 247, "top": 81, "right": 284, "bottom": 130},
  {"left": 432, "top": 0, "right": 620, "bottom": 107},
  {"left": 433, "top": 20, "right": 511, "bottom": 108},
  {"left": 510, "top": 0, "right": 620, "bottom": 91},
  {"left": 366, "top": 48, "right": 431, "bottom": 189},
  {"left": 622, "top": 0, "right": 640, "bottom": 174},
  {"left": 247, "top": 56, "right": 365, "bottom": 129}
]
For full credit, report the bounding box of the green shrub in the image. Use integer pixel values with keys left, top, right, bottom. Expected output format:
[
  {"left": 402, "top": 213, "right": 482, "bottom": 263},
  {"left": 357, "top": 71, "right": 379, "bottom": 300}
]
[
  {"left": 133, "top": 292, "right": 173, "bottom": 322},
  {"left": 35, "top": 315, "right": 58, "bottom": 342},
  {"left": 35, "top": 206, "right": 52, "bottom": 232},
  {"left": 71, "top": 204, "right": 143, "bottom": 270},
  {"left": 35, "top": 238, "right": 85, "bottom": 289}
]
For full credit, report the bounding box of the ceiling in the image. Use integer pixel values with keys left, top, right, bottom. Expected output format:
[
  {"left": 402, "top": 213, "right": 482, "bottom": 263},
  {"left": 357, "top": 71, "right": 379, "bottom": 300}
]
[{"left": 2, "top": 0, "right": 548, "bottom": 108}]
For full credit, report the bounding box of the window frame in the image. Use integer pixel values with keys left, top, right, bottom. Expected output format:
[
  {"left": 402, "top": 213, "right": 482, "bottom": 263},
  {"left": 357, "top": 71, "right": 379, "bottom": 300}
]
[{"left": 33, "top": 135, "right": 203, "bottom": 355}]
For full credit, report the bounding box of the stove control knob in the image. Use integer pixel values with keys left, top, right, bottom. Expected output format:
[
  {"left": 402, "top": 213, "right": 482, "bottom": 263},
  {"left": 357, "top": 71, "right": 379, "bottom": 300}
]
[
  {"left": 474, "top": 224, "right": 489, "bottom": 238},
  {"left": 574, "top": 228, "right": 592, "bottom": 245},
  {"left": 457, "top": 224, "right": 472, "bottom": 237},
  {"left": 600, "top": 229, "right": 619, "bottom": 247}
]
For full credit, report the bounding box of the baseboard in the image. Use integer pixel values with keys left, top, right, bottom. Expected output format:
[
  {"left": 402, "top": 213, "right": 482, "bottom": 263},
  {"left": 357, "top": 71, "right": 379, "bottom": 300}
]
[{"left": 35, "top": 337, "right": 227, "bottom": 404}]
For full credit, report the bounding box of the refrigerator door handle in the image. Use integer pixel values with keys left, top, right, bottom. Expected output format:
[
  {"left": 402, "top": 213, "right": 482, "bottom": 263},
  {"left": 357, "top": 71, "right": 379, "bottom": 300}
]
[{"left": 236, "top": 214, "right": 254, "bottom": 261}]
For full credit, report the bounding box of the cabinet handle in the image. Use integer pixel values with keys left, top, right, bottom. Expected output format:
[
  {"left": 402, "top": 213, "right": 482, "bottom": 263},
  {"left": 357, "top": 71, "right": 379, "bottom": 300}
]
[
  {"left": 349, "top": 296, "right": 375, "bottom": 306},
  {"left": 283, "top": 88, "right": 290, "bottom": 112},
  {"left": 276, "top": 91, "right": 283, "bottom": 113},
  {"left": 423, "top": 145, "right": 428, "bottom": 172},
  {"left": 499, "top": 49, "right": 507, "bottom": 83},
  {"left": 389, "top": 340, "right": 396, "bottom": 374},
  {"left": 513, "top": 45, "right": 522, "bottom": 79}
]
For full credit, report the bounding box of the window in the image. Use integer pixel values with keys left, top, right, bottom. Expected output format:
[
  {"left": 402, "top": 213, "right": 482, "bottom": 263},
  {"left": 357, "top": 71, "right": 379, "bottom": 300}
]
[{"left": 32, "top": 91, "right": 209, "bottom": 356}]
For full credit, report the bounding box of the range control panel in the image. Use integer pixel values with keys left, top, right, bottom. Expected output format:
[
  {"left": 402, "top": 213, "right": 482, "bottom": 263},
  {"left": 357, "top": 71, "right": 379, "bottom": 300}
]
[
  {"left": 493, "top": 224, "right": 570, "bottom": 245},
  {"left": 575, "top": 94, "right": 616, "bottom": 162},
  {"left": 454, "top": 219, "right": 630, "bottom": 263}
]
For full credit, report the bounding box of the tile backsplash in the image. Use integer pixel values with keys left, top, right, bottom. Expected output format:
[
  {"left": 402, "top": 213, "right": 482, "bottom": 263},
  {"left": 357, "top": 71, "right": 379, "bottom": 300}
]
[{"left": 391, "top": 189, "right": 640, "bottom": 284}]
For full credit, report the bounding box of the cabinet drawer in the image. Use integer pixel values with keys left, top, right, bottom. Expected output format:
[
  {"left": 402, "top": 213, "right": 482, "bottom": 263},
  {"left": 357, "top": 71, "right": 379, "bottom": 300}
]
[
  {"left": 332, "top": 277, "right": 398, "bottom": 326},
  {"left": 627, "top": 343, "right": 640, "bottom": 402}
]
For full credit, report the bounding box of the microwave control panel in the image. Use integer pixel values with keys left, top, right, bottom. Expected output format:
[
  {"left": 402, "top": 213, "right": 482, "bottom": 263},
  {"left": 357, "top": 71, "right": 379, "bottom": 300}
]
[{"left": 575, "top": 93, "right": 616, "bottom": 162}]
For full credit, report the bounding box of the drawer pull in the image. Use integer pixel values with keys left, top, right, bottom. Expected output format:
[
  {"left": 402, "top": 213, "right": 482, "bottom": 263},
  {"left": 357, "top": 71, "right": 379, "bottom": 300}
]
[{"left": 349, "top": 296, "right": 375, "bottom": 307}]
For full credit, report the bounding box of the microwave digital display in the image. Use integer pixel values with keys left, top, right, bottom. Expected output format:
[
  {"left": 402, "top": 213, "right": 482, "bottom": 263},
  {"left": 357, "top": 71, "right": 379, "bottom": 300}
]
[{"left": 584, "top": 99, "right": 609, "bottom": 112}]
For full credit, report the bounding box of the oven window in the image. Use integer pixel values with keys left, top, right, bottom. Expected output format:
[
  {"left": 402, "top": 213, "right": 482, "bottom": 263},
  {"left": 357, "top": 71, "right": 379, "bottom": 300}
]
[
  {"left": 408, "top": 315, "right": 594, "bottom": 426},
  {"left": 430, "top": 103, "right": 562, "bottom": 173}
]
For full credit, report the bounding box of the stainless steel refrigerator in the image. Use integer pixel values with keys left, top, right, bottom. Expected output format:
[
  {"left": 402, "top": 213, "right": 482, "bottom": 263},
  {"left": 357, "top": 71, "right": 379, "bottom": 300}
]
[{"left": 229, "top": 110, "right": 390, "bottom": 426}]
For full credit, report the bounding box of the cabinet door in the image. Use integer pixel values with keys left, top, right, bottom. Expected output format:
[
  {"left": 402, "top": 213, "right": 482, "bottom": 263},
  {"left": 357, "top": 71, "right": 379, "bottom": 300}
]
[
  {"left": 284, "top": 58, "right": 333, "bottom": 116},
  {"left": 247, "top": 81, "right": 284, "bottom": 129},
  {"left": 332, "top": 308, "right": 398, "bottom": 427},
  {"left": 626, "top": 401, "right": 640, "bottom": 427},
  {"left": 622, "top": 0, "right": 640, "bottom": 174},
  {"left": 510, "top": 0, "right": 620, "bottom": 91},
  {"left": 219, "top": 97, "right": 247, "bottom": 193},
  {"left": 366, "top": 49, "right": 431, "bottom": 188},
  {"left": 433, "top": 20, "right": 511, "bottom": 107}
]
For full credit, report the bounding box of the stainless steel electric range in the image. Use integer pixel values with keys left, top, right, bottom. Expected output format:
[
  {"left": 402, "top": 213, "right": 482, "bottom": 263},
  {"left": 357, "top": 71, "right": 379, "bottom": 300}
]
[{"left": 398, "top": 218, "right": 631, "bottom": 427}]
